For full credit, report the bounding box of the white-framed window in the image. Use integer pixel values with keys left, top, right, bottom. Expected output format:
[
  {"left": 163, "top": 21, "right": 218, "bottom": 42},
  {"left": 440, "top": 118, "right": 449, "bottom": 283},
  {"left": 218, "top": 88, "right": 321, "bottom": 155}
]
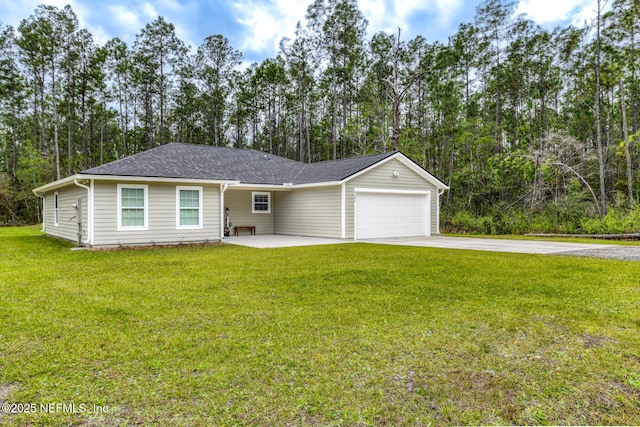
[
  {"left": 117, "top": 184, "right": 148, "bottom": 231},
  {"left": 252, "top": 192, "right": 271, "bottom": 213},
  {"left": 176, "top": 186, "right": 203, "bottom": 229},
  {"left": 53, "top": 192, "right": 59, "bottom": 226}
]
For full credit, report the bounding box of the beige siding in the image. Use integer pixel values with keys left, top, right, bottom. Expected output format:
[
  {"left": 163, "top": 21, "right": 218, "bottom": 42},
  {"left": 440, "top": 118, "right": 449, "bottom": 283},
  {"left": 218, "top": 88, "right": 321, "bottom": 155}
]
[
  {"left": 274, "top": 186, "right": 342, "bottom": 238},
  {"left": 44, "top": 184, "right": 88, "bottom": 244},
  {"left": 224, "top": 190, "right": 275, "bottom": 234},
  {"left": 346, "top": 158, "right": 439, "bottom": 238},
  {"left": 93, "top": 181, "right": 221, "bottom": 247}
]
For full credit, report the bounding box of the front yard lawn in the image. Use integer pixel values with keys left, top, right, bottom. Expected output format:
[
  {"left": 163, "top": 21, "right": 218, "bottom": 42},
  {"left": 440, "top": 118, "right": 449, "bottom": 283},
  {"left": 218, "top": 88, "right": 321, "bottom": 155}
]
[{"left": 1, "top": 226, "right": 639, "bottom": 426}]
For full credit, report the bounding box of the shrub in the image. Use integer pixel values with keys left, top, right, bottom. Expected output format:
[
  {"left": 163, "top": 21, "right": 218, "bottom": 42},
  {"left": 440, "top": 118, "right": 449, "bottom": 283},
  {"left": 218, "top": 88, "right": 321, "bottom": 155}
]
[
  {"left": 579, "top": 217, "right": 603, "bottom": 234},
  {"left": 443, "top": 205, "right": 640, "bottom": 235}
]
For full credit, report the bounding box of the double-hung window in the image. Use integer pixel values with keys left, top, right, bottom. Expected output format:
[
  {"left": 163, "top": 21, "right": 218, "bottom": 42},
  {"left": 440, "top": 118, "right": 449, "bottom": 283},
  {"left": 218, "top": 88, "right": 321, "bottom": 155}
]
[
  {"left": 252, "top": 192, "right": 271, "bottom": 213},
  {"left": 117, "top": 184, "right": 148, "bottom": 231},
  {"left": 176, "top": 186, "right": 203, "bottom": 229}
]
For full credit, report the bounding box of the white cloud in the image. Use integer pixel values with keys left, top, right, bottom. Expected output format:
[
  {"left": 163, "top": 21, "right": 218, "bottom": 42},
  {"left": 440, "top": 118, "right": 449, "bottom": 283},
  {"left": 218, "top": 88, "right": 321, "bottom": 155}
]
[
  {"left": 108, "top": 4, "right": 144, "bottom": 31},
  {"left": 233, "top": 0, "right": 465, "bottom": 57},
  {"left": 105, "top": 2, "right": 198, "bottom": 49},
  {"left": 359, "top": 0, "right": 387, "bottom": 31},
  {"left": 431, "top": 0, "right": 465, "bottom": 23},
  {"left": 514, "top": 0, "right": 598, "bottom": 26},
  {"left": 395, "top": 0, "right": 462, "bottom": 21},
  {"left": 158, "top": 0, "right": 182, "bottom": 12},
  {"left": 90, "top": 25, "right": 113, "bottom": 46},
  {"left": 174, "top": 22, "right": 198, "bottom": 52},
  {"left": 362, "top": 0, "right": 464, "bottom": 40},
  {"left": 140, "top": 2, "right": 160, "bottom": 20},
  {"left": 232, "top": 0, "right": 307, "bottom": 54}
]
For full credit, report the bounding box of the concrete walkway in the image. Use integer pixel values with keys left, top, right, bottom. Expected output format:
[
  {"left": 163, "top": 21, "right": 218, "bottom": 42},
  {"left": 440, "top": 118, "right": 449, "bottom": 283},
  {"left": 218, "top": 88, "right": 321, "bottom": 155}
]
[
  {"left": 225, "top": 234, "right": 352, "bottom": 248},
  {"left": 226, "top": 234, "right": 616, "bottom": 254}
]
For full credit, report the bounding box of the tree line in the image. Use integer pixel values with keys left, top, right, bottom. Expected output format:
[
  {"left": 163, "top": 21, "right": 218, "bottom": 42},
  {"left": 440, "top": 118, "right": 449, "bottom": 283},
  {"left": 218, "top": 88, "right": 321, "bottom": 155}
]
[{"left": 1, "top": 0, "right": 639, "bottom": 233}]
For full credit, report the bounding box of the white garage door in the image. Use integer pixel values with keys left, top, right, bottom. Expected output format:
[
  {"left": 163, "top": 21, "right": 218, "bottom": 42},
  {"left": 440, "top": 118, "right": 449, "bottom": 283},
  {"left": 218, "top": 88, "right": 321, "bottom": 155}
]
[{"left": 355, "top": 190, "right": 430, "bottom": 239}]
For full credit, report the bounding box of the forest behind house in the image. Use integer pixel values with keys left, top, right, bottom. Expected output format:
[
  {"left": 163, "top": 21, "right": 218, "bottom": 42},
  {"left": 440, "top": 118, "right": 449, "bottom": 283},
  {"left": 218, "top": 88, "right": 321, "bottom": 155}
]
[{"left": 1, "top": 0, "right": 640, "bottom": 234}]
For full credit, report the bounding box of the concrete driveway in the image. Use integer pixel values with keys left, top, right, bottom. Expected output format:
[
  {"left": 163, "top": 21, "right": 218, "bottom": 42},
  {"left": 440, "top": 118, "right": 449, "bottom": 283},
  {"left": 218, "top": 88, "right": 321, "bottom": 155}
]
[
  {"left": 363, "top": 235, "right": 616, "bottom": 254},
  {"left": 226, "top": 234, "right": 615, "bottom": 254}
]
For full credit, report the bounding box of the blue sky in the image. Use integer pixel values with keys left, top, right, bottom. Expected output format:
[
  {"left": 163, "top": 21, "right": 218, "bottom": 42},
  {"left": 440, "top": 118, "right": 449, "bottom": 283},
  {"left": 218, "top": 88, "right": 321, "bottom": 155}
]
[{"left": 0, "top": 0, "right": 601, "bottom": 65}]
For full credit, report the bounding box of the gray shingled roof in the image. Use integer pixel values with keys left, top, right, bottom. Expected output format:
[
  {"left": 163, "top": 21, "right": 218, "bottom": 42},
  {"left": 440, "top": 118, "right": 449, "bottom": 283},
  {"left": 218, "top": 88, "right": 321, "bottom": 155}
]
[
  {"left": 292, "top": 152, "right": 395, "bottom": 184},
  {"left": 82, "top": 143, "right": 398, "bottom": 185}
]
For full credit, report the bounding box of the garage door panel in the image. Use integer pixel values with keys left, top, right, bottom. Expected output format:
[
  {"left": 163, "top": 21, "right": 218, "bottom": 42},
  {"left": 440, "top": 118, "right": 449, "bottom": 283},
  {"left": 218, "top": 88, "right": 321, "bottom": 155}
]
[{"left": 355, "top": 191, "right": 430, "bottom": 239}]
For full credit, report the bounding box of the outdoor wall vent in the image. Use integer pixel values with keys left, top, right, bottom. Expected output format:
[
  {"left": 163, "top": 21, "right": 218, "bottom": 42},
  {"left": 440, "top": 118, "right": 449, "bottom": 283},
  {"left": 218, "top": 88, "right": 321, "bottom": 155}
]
[{"left": 392, "top": 170, "right": 400, "bottom": 177}]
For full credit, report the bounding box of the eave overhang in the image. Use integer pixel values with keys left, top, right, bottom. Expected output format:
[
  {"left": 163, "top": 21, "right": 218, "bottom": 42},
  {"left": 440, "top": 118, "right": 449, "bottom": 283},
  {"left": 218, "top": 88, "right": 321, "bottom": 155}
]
[{"left": 33, "top": 174, "right": 240, "bottom": 194}]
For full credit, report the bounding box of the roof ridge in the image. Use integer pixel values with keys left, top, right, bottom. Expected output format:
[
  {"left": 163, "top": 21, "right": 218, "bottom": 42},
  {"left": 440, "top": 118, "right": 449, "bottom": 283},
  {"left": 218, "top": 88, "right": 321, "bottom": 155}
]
[
  {"left": 291, "top": 162, "right": 311, "bottom": 183},
  {"left": 308, "top": 150, "right": 396, "bottom": 165}
]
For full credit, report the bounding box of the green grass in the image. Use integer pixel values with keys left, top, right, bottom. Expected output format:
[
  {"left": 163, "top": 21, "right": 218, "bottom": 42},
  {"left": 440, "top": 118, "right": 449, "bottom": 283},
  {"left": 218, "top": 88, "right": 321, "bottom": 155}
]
[{"left": 1, "top": 226, "right": 639, "bottom": 426}]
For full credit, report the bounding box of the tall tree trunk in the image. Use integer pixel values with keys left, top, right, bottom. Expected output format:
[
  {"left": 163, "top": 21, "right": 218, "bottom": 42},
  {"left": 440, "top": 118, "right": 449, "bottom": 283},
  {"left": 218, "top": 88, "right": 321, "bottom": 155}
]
[
  {"left": 31, "top": 70, "right": 39, "bottom": 151},
  {"left": 10, "top": 86, "right": 18, "bottom": 179},
  {"left": 342, "top": 79, "right": 348, "bottom": 157},
  {"left": 299, "top": 91, "right": 305, "bottom": 161},
  {"left": 81, "top": 82, "right": 87, "bottom": 159},
  {"left": 39, "top": 70, "right": 46, "bottom": 154},
  {"left": 621, "top": 78, "right": 634, "bottom": 207},
  {"left": 306, "top": 102, "right": 312, "bottom": 163},
  {"left": 391, "top": 40, "right": 400, "bottom": 152},
  {"left": 213, "top": 99, "right": 219, "bottom": 146},
  {"left": 159, "top": 52, "right": 165, "bottom": 146},
  {"left": 494, "top": 28, "right": 501, "bottom": 153},
  {"left": 67, "top": 69, "right": 72, "bottom": 176},
  {"left": 595, "top": 0, "right": 607, "bottom": 218},
  {"left": 331, "top": 71, "right": 338, "bottom": 159},
  {"left": 52, "top": 60, "right": 61, "bottom": 180}
]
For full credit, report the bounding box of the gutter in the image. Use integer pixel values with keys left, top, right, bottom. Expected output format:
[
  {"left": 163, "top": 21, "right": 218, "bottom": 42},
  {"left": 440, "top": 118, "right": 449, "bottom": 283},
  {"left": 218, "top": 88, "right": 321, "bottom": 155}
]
[
  {"left": 437, "top": 188, "right": 446, "bottom": 235},
  {"left": 220, "top": 183, "right": 228, "bottom": 242},
  {"left": 33, "top": 175, "right": 78, "bottom": 194},
  {"left": 74, "top": 179, "right": 92, "bottom": 246},
  {"left": 34, "top": 174, "right": 239, "bottom": 193},
  {"left": 32, "top": 189, "right": 46, "bottom": 232}
]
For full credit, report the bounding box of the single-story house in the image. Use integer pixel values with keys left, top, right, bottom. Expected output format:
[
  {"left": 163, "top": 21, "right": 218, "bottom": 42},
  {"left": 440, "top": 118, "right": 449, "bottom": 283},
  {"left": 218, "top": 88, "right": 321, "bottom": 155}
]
[{"left": 33, "top": 143, "right": 448, "bottom": 247}]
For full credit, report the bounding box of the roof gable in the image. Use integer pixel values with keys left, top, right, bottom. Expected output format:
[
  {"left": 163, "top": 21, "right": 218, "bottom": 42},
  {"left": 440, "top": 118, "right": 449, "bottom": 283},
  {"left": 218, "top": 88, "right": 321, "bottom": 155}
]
[{"left": 341, "top": 152, "right": 448, "bottom": 189}]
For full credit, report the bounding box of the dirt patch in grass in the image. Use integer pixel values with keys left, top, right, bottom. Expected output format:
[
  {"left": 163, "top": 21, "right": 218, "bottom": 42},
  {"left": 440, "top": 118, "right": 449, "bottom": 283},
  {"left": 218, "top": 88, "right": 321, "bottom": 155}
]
[
  {"left": 0, "top": 384, "right": 19, "bottom": 406},
  {"left": 582, "top": 333, "right": 618, "bottom": 349},
  {"left": 0, "top": 384, "right": 13, "bottom": 402},
  {"left": 0, "top": 384, "right": 17, "bottom": 420}
]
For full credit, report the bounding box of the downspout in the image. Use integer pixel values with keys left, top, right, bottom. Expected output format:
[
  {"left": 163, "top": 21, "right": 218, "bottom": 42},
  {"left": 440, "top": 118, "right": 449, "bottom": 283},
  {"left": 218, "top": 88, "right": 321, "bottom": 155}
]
[
  {"left": 74, "top": 179, "right": 92, "bottom": 246},
  {"left": 220, "top": 183, "right": 228, "bottom": 242},
  {"left": 341, "top": 183, "right": 346, "bottom": 239},
  {"left": 437, "top": 188, "right": 445, "bottom": 235},
  {"left": 33, "top": 190, "right": 46, "bottom": 232}
]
